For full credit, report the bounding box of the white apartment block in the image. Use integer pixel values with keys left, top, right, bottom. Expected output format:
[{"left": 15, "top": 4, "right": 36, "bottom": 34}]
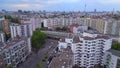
[
  {"left": 58, "top": 30, "right": 112, "bottom": 68},
  {"left": 0, "top": 37, "right": 31, "bottom": 67},
  {"left": 0, "top": 32, "right": 6, "bottom": 43},
  {"left": 104, "top": 49, "right": 120, "bottom": 68},
  {"left": 10, "top": 24, "right": 21, "bottom": 38},
  {"left": 10, "top": 23, "right": 33, "bottom": 38}
]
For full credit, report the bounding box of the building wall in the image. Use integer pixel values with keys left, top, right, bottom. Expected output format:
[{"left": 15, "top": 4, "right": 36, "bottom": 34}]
[
  {"left": 104, "top": 51, "right": 120, "bottom": 68},
  {"left": 10, "top": 23, "right": 33, "bottom": 38},
  {"left": 0, "top": 37, "right": 31, "bottom": 67},
  {"left": 0, "top": 32, "right": 6, "bottom": 43}
]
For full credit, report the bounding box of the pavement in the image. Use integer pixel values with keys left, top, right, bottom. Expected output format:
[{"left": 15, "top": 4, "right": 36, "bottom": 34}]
[{"left": 18, "top": 39, "right": 58, "bottom": 68}]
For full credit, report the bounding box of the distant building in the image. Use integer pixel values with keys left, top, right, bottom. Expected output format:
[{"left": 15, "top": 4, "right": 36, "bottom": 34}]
[
  {"left": 58, "top": 30, "right": 112, "bottom": 68},
  {"left": 104, "top": 49, "right": 120, "bottom": 68},
  {"left": 0, "top": 37, "right": 31, "bottom": 67},
  {"left": 20, "top": 15, "right": 41, "bottom": 31},
  {"left": 69, "top": 24, "right": 88, "bottom": 33},
  {"left": 48, "top": 46, "right": 73, "bottom": 68}
]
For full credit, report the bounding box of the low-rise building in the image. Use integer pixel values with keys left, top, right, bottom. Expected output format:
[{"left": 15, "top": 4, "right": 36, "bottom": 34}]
[{"left": 48, "top": 46, "right": 73, "bottom": 68}]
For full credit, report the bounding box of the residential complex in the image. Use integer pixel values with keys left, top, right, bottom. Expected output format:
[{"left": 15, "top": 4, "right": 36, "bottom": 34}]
[
  {"left": 58, "top": 30, "right": 112, "bottom": 68},
  {"left": 0, "top": 10, "right": 120, "bottom": 68},
  {"left": 43, "top": 17, "right": 120, "bottom": 36}
]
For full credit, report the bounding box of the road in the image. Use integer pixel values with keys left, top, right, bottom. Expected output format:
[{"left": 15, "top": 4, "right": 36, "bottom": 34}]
[{"left": 18, "top": 39, "right": 58, "bottom": 68}]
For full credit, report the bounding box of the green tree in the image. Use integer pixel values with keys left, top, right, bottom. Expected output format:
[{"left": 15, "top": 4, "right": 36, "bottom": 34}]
[
  {"left": 111, "top": 41, "right": 120, "bottom": 51},
  {"left": 5, "top": 33, "right": 11, "bottom": 41},
  {"left": 37, "top": 63, "right": 42, "bottom": 68},
  {"left": 4, "top": 15, "right": 12, "bottom": 19},
  {"left": 56, "top": 27, "right": 61, "bottom": 31},
  {"left": 72, "top": 64, "right": 79, "bottom": 68},
  {"left": 40, "top": 27, "right": 47, "bottom": 31},
  {"left": 61, "top": 26, "right": 68, "bottom": 31},
  {"left": 11, "top": 18, "right": 19, "bottom": 23},
  {"left": 31, "top": 29, "right": 46, "bottom": 50},
  {"left": 4, "top": 15, "right": 19, "bottom": 23},
  {"left": 6, "top": 65, "right": 13, "bottom": 68}
]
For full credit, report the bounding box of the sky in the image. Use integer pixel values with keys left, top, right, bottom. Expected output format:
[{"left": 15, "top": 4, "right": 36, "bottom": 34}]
[{"left": 0, "top": 0, "right": 120, "bottom": 11}]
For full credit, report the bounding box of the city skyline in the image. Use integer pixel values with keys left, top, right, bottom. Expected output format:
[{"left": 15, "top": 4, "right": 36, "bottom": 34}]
[{"left": 0, "top": 0, "right": 120, "bottom": 11}]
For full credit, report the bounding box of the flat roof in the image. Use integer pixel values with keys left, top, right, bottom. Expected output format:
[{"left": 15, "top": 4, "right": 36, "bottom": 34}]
[{"left": 107, "top": 49, "right": 120, "bottom": 57}]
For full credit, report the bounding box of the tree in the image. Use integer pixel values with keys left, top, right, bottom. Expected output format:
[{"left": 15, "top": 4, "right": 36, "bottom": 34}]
[
  {"left": 88, "top": 26, "right": 93, "bottom": 30},
  {"left": 73, "top": 64, "right": 79, "bottom": 68},
  {"left": 31, "top": 29, "right": 46, "bottom": 50},
  {"left": 40, "top": 27, "right": 47, "bottom": 31},
  {"left": 61, "top": 26, "right": 68, "bottom": 31},
  {"left": 5, "top": 33, "right": 11, "bottom": 41},
  {"left": 37, "top": 63, "right": 42, "bottom": 68},
  {"left": 6, "top": 65, "right": 13, "bottom": 68},
  {"left": 111, "top": 41, "right": 120, "bottom": 51},
  {"left": 4, "top": 15, "right": 19, "bottom": 23},
  {"left": 4, "top": 15, "right": 12, "bottom": 19},
  {"left": 56, "top": 27, "right": 61, "bottom": 31}
]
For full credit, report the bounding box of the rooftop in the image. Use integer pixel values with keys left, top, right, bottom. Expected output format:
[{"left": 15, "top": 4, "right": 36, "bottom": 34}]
[
  {"left": 49, "top": 46, "right": 73, "bottom": 68},
  {"left": 107, "top": 49, "right": 120, "bottom": 57},
  {"left": 4, "top": 36, "right": 27, "bottom": 49}
]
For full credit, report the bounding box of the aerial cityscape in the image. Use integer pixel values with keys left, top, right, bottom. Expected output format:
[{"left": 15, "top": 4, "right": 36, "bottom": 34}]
[{"left": 0, "top": 0, "right": 120, "bottom": 68}]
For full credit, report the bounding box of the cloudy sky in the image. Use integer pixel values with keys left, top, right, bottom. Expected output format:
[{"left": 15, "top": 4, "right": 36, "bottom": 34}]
[{"left": 0, "top": 0, "right": 120, "bottom": 11}]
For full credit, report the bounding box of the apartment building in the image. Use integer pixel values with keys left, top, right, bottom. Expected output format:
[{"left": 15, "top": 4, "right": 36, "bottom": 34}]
[
  {"left": 10, "top": 23, "right": 33, "bottom": 38},
  {"left": 0, "top": 32, "right": 6, "bottom": 43},
  {"left": 20, "top": 15, "right": 41, "bottom": 31},
  {"left": 58, "top": 30, "right": 112, "bottom": 68},
  {"left": 104, "top": 19, "right": 120, "bottom": 36},
  {"left": 43, "top": 17, "right": 120, "bottom": 36},
  {"left": 0, "top": 37, "right": 31, "bottom": 67},
  {"left": 104, "top": 49, "right": 120, "bottom": 68}
]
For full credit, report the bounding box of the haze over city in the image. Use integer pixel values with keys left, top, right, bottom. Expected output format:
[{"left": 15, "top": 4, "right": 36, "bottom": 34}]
[
  {"left": 0, "top": 0, "right": 120, "bottom": 68},
  {"left": 0, "top": 0, "right": 120, "bottom": 11}
]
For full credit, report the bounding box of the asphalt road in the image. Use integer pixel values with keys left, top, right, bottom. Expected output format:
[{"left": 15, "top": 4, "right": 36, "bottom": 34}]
[{"left": 18, "top": 39, "right": 58, "bottom": 68}]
